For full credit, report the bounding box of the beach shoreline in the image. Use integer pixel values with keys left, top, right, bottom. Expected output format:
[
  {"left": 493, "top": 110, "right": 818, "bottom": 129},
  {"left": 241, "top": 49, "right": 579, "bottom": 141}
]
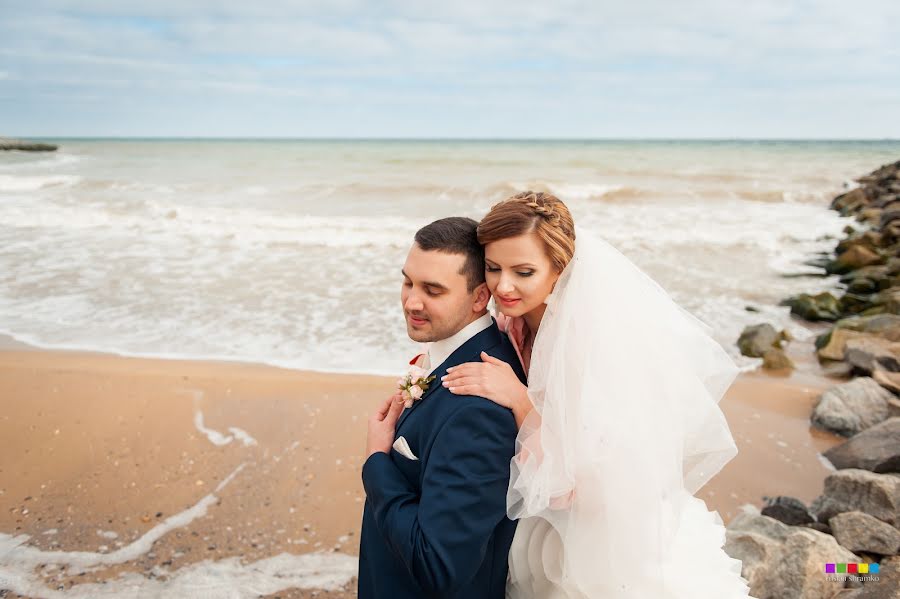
[{"left": 0, "top": 339, "right": 844, "bottom": 596}]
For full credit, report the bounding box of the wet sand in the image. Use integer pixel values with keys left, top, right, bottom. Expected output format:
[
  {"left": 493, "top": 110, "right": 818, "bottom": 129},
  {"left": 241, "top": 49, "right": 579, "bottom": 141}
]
[{"left": 0, "top": 346, "right": 843, "bottom": 597}]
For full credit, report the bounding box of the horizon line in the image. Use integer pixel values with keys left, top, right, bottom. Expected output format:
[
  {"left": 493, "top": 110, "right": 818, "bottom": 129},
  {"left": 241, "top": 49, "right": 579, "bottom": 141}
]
[{"left": 7, "top": 135, "right": 900, "bottom": 142}]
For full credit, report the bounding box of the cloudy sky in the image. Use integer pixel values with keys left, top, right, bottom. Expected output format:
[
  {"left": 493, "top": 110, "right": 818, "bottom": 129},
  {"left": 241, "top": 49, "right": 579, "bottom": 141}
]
[{"left": 1, "top": 0, "right": 898, "bottom": 138}]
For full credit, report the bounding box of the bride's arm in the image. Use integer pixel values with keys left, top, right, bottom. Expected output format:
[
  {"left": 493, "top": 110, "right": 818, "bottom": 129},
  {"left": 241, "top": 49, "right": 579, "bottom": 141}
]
[{"left": 443, "top": 355, "right": 576, "bottom": 510}]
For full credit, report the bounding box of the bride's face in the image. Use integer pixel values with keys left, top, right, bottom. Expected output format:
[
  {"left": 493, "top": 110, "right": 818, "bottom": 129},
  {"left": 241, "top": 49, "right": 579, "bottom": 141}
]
[{"left": 484, "top": 232, "right": 560, "bottom": 319}]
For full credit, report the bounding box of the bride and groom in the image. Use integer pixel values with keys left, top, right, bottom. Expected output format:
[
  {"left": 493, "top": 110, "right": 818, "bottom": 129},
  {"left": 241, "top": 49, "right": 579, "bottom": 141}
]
[{"left": 359, "top": 192, "right": 753, "bottom": 598}]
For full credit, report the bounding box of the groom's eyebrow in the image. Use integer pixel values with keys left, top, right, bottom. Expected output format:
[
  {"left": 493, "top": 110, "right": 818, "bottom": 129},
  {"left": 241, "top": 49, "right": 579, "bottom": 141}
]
[{"left": 401, "top": 269, "right": 449, "bottom": 291}]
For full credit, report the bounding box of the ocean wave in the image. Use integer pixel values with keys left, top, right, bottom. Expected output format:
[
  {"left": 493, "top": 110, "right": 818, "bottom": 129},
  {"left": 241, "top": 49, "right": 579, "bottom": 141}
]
[
  {"left": 487, "top": 181, "right": 636, "bottom": 202},
  {"left": 0, "top": 151, "right": 83, "bottom": 171},
  {"left": 0, "top": 174, "right": 82, "bottom": 192},
  {"left": 0, "top": 198, "right": 421, "bottom": 249}
]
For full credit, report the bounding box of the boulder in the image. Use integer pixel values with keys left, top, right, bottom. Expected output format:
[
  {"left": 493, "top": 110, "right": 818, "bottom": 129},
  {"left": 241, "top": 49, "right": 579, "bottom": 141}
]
[
  {"left": 761, "top": 496, "right": 815, "bottom": 525},
  {"left": 829, "top": 245, "right": 884, "bottom": 274},
  {"left": 763, "top": 347, "right": 795, "bottom": 370},
  {"left": 823, "top": 418, "right": 900, "bottom": 473},
  {"left": 844, "top": 337, "right": 900, "bottom": 374},
  {"left": 832, "top": 188, "right": 871, "bottom": 216},
  {"left": 840, "top": 265, "right": 892, "bottom": 291},
  {"left": 852, "top": 555, "right": 900, "bottom": 598},
  {"left": 738, "top": 323, "right": 780, "bottom": 358},
  {"left": 841, "top": 293, "right": 879, "bottom": 317},
  {"left": 810, "top": 469, "right": 900, "bottom": 526},
  {"left": 819, "top": 329, "right": 876, "bottom": 361},
  {"left": 830, "top": 314, "right": 900, "bottom": 342},
  {"left": 782, "top": 292, "right": 843, "bottom": 321},
  {"left": 725, "top": 512, "right": 859, "bottom": 599},
  {"left": 822, "top": 361, "right": 855, "bottom": 379},
  {"left": 830, "top": 511, "right": 900, "bottom": 555},
  {"left": 873, "top": 288, "right": 900, "bottom": 315},
  {"left": 873, "top": 371, "right": 900, "bottom": 396},
  {"left": 812, "top": 378, "right": 893, "bottom": 436}
]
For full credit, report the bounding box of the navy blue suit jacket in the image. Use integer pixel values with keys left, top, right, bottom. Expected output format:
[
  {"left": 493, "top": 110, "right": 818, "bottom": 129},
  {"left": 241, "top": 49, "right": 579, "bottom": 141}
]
[{"left": 359, "top": 319, "right": 526, "bottom": 598}]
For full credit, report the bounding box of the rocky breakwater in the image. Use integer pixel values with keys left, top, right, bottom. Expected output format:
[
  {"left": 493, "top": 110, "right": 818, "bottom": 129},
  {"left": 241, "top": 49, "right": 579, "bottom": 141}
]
[
  {"left": 727, "top": 160, "right": 900, "bottom": 598},
  {"left": 0, "top": 136, "right": 57, "bottom": 151}
]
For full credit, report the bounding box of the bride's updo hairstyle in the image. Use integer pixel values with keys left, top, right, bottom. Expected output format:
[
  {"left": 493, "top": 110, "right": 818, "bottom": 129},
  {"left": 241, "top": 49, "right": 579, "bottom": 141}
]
[{"left": 476, "top": 191, "right": 576, "bottom": 273}]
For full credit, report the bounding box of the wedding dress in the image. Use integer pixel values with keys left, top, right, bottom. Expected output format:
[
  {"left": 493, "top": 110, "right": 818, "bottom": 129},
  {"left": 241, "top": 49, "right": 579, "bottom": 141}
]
[{"left": 504, "top": 227, "right": 751, "bottom": 598}]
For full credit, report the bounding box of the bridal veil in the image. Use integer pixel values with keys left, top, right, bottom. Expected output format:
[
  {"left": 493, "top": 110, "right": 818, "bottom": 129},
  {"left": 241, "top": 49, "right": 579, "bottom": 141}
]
[{"left": 506, "top": 227, "right": 751, "bottom": 598}]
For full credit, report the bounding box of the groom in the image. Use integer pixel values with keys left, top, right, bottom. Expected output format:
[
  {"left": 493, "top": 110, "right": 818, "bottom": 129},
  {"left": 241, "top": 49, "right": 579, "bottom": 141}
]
[{"left": 358, "top": 217, "right": 526, "bottom": 598}]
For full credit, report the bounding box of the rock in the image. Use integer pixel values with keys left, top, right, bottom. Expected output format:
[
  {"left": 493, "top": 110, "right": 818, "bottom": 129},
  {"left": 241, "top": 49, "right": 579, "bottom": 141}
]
[
  {"left": 762, "top": 496, "right": 815, "bottom": 526},
  {"left": 845, "top": 338, "right": 900, "bottom": 374},
  {"left": 873, "top": 288, "right": 900, "bottom": 316},
  {"left": 812, "top": 378, "right": 893, "bottom": 436},
  {"left": 830, "top": 511, "right": 900, "bottom": 555},
  {"left": 841, "top": 293, "right": 879, "bottom": 317},
  {"left": 802, "top": 521, "right": 833, "bottom": 535},
  {"left": 829, "top": 245, "right": 884, "bottom": 274},
  {"left": 728, "top": 509, "right": 792, "bottom": 541},
  {"left": 837, "top": 232, "right": 884, "bottom": 256},
  {"left": 823, "top": 418, "right": 900, "bottom": 473},
  {"left": 822, "top": 361, "right": 855, "bottom": 378},
  {"left": 0, "top": 137, "right": 57, "bottom": 151},
  {"left": 763, "top": 347, "right": 795, "bottom": 370},
  {"left": 819, "top": 329, "right": 875, "bottom": 361},
  {"left": 840, "top": 265, "right": 892, "bottom": 291},
  {"left": 738, "top": 323, "right": 780, "bottom": 358},
  {"left": 844, "top": 336, "right": 900, "bottom": 374},
  {"left": 849, "top": 278, "right": 880, "bottom": 294},
  {"left": 725, "top": 512, "right": 860, "bottom": 599},
  {"left": 782, "top": 292, "right": 843, "bottom": 322},
  {"left": 854, "top": 555, "right": 900, "bottom": 599},
  {"left": 810, "top": 469, "right": 900, "bottom": 526},
  {"left": 831, "top": 315, "right": 900, "bottom": 342},
  {"left": 833, "top": 188, "right": 871, "bottom": 216},
  {"left": 873, "top": 371, "right": 900, "bottom": 395}
]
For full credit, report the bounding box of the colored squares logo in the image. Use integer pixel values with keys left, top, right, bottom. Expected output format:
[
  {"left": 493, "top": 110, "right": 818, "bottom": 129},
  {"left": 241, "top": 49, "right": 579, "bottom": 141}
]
[{"left": 825, "top": 563, "right": 880, "bottom": 575}]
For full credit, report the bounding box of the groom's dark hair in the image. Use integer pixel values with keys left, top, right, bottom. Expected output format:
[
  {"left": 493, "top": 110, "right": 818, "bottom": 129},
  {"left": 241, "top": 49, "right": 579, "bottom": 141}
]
[{"left": 415, "top": 217, "right": 485, "bottom": 292}]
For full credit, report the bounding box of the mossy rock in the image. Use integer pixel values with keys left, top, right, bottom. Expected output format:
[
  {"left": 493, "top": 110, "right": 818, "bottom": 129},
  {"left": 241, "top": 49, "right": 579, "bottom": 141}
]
[
  {"left": 737, "top": 323, "right": 779, "bottom": 358},
  {"left": 762, "top": 348, "right": 795, "bottom": 371},
  {"left": 780, "top": 292, "right": 842, "bottom": 321}
]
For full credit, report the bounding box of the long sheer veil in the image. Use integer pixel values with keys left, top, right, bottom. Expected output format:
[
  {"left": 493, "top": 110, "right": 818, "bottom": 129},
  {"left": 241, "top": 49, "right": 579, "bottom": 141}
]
[{"left": 506, "top": 226, "right": 747, "bottom": 597}]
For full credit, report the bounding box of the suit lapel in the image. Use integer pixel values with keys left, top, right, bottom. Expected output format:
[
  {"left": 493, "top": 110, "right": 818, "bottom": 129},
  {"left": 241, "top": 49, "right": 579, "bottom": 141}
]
[{"left": 395, "top": 320, "right": 502, "bottom": 432}]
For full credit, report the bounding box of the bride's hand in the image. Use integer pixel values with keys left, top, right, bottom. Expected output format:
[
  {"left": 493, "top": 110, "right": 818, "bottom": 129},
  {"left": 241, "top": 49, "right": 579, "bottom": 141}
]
[{"left": 442, "top": 352, "right": 531, "bottom": 425}]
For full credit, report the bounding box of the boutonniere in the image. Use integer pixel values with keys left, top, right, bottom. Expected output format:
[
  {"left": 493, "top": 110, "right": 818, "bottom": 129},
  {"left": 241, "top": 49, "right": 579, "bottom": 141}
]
[{"left": 397, "top": 364, "right": 436, "bottom": 409}]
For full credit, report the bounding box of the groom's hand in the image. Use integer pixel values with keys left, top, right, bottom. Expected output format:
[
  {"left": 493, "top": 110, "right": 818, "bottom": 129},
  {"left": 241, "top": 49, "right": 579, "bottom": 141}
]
[{"left": 366, "top": 394, "right": 405, "bottom": 459}]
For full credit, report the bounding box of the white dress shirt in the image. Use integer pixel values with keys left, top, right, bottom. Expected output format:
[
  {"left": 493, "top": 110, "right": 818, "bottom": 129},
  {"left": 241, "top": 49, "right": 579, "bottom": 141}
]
[{"left": 425, "top": 312, "right": 493, "bottom": 376}]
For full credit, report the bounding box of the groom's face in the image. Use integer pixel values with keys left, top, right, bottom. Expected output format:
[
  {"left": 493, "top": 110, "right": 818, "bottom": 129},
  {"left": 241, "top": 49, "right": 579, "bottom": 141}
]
[{"left": 401, "top": 243, "right": 485, "bottom": 343}]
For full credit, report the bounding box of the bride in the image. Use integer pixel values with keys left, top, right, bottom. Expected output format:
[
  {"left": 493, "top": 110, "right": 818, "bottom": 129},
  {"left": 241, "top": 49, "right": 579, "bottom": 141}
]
[{"left": 441, "top": 192, "right": 752, "bottom": 598}]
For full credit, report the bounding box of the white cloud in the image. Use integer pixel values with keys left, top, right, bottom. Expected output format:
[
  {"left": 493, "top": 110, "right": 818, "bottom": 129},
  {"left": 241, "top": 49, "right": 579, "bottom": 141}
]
[{"left": 1, "top": 0, "right": 899, "bottom": 136}]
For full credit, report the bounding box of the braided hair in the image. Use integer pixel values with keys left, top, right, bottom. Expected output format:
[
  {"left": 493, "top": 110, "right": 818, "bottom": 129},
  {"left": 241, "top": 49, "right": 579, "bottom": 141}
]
[{"left": 477, "top": 191, "right": 576, "bottom": 273}]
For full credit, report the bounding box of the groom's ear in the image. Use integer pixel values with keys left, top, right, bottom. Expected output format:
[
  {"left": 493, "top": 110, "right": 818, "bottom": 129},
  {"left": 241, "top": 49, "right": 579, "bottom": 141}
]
[{"left": 471, "top": 282, "right": 490, "bottom": 313}]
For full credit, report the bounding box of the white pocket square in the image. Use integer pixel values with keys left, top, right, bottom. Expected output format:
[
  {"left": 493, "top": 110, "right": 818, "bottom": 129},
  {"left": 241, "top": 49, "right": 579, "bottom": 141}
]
[{"left": 392, "top": 436, "right": 419, "bottom": 460}]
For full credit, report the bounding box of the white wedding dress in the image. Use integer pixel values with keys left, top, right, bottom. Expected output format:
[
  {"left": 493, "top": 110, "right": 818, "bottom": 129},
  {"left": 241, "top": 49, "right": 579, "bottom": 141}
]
[{"left": 504, "top": 228, "right": 752, "bottom": 598}]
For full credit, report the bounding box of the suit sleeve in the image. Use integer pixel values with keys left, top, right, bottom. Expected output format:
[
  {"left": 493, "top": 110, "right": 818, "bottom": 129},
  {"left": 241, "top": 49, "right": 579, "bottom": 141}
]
[{"left": 361, "top": 402, "right": 516, "bottom": 595}]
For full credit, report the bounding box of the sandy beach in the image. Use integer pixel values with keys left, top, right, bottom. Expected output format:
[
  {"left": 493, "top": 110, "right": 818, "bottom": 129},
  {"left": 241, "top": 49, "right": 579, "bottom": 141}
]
[{"left": 0, "top": 337, "right": 845, "bottom": 598}]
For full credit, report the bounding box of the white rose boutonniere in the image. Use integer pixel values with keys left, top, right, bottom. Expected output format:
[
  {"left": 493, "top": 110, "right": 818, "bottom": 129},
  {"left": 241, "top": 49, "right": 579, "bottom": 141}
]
[{"left": 397, "top": 364, "right": 436, "bottom": 409}]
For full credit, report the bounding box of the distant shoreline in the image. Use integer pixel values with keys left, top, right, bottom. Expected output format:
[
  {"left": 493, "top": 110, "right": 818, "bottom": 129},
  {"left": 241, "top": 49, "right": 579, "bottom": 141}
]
[{"left": 8, "top": 136, "right": 900, "bottom": 143}]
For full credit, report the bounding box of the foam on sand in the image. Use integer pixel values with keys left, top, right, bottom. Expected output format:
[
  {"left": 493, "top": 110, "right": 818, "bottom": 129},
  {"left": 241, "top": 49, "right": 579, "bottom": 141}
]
[{"left": 0, "top": 461, "right": 357, "bottom": 597}]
